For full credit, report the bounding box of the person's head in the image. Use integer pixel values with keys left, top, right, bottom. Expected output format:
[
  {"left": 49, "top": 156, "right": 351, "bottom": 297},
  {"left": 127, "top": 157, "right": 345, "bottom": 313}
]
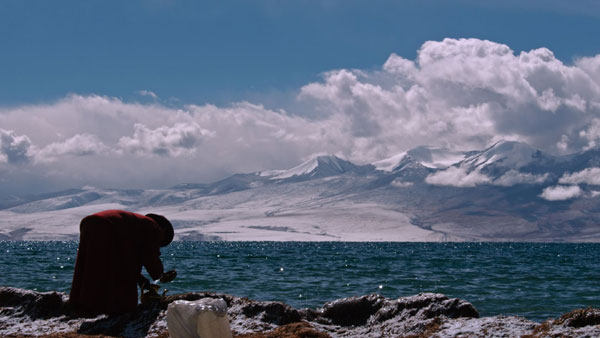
[{"left": 146, "top": 213, "right": 174, "bottom": 247}]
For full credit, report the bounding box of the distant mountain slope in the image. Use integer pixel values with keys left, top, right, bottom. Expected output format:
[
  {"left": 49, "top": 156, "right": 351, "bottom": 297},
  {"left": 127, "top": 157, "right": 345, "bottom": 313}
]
[
  {"left": 459, "top": 140, "right": 556, "bottom": 178},
  {"left": 262, "top": 155, "right": 375, "bottom": 181},
  {"left": 374, "top": 146, "right": 467, "bottom": 171},
  {"left": 2, "top": 141, "right": 600, "bottom": 242}
]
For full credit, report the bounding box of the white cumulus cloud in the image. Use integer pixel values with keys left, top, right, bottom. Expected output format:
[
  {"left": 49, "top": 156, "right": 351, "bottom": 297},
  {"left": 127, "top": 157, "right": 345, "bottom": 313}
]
[
  {"left": 540, "top": 185, "right": 582, "bottom": 201},
  {"left": 138, "top": 90, "right": 158, "bottom": 99},
  {"left": 300, "top": 38, "right": 600, "bottom": 158},
  {"left": 579, "top": 119, "right": 600, "bottom": 150},
  {"left": 425, "top": 166, "right": 491, "bottom": 188},
  {"left": 36, "top": 134, "right": 108, "bottom": 163},
  {"left": 118, "top": 122, "right": 212, "bottom": 157},
  {"left": 3, "top": 37, "right": 600, "bottom": 196},
  {"left": 559, "top": 167, "right": 600, "bottom": 185},
  {"left": 0, "top": 129, "right": 34, "bottom": 165},
  {"left": 493, "top": 170, "right": 549, "bottom": 186},
  {"left": 0, "top": 96, "right": 346, "bottom": 196}
]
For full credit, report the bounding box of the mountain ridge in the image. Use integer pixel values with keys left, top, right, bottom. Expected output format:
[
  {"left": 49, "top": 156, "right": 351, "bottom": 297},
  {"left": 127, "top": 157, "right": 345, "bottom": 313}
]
[{"left": 2, "top": 141, "right": 600, "bottom": 242}]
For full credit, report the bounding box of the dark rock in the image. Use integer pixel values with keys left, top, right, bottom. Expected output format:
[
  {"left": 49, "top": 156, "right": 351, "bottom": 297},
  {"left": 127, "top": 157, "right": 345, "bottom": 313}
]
[
  {"left": 370, "top": 293, "right": 478, "bottom": 324},
  {"left": 555, "top": 307, "right": 600, "bottom": 328},
  {"left": 2, "top": 287, "right": 600, "bottom": 337},
  {"left": 425, "top": 296, "right": 479, "bottom": 319},
  {"left": 241, "top": 301, "right": 302, "bottom": 325},
  {"left": 321, "top": 294, "right": 385, "bottom": 326},
  {"left": 77, "top": 302, "right": 164, "bottom": 336},
  {"left": 0, "top": 286, "right": 68, "bottom": 319}
]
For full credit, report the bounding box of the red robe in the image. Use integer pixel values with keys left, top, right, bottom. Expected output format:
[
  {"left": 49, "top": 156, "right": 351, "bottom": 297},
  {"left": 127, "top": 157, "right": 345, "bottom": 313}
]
[{"left": 69, "top": 210, "right": 164, "bottom": 315}]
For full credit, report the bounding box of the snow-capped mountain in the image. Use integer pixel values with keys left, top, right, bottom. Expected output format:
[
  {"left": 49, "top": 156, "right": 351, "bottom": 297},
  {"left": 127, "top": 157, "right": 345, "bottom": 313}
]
[
  {"left": 458, "top": 140, "right": 556, "bottom": 178},
  {"left": 261, "top": 155, "right": 373, "bottom": 180},
  {"left": 2, "top": 141, "right": 600, "bottom": 242},
  {"left": 373, "top": 146, "right": 467, "bottom": 171}
]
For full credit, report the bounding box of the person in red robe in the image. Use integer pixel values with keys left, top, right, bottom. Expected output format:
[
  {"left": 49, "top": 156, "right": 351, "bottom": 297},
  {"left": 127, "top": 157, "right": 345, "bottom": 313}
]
[{"left": 69, "top": 209, "right": 175, "bottom": 316}]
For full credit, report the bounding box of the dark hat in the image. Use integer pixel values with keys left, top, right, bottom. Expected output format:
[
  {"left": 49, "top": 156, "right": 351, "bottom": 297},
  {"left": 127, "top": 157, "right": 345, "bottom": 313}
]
[{"left": 146, "top": 213, "right": 174, "bottom": 247}]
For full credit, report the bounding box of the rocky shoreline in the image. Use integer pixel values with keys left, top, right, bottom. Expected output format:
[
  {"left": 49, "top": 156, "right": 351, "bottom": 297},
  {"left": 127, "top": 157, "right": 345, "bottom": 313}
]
[{"left": 1, "top": 287, "right": 599, "bottom": 337}]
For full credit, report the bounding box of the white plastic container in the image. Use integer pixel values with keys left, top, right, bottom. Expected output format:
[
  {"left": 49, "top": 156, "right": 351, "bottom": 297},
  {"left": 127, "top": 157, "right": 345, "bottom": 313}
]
[{"left": 167, "top": 298, "right": 232, "bottom": 338}]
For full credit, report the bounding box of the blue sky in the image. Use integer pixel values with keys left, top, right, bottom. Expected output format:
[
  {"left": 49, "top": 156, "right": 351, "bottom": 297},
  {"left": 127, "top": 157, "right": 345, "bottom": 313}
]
[
  {"left": 3, "top": 1, "right": 600, "bottom": 196},
  {"left": 2, "top": 0, "right": 600, "bottom": 106}
]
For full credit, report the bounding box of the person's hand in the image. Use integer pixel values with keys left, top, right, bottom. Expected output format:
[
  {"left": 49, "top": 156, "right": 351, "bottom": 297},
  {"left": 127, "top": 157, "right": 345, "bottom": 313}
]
[
  {"left": 140, "top": 283, "right": 161, "bottom": 304},
  {"left": 148, "top": 283, "right": 160, "bottom": 294},
  {"left": 159, "top": 270, "right": 177, "bottom": 283}
]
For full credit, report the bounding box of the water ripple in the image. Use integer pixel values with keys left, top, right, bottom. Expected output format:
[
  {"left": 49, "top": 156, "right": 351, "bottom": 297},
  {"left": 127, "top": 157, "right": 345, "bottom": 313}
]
[{"left": 0, "top": 241, "right": 599, "bottom": 322}]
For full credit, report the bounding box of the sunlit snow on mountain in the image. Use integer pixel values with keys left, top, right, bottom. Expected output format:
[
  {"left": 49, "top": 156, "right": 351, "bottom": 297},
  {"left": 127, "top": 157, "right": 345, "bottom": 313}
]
[{"left": 2, "top": 141, "right": 600, "bottom": 242}]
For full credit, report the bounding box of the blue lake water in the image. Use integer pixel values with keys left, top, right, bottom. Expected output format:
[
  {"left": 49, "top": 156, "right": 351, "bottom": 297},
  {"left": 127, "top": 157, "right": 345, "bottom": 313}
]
[{"left": 0, "top": 241, "right": 598, "bottom": 322}]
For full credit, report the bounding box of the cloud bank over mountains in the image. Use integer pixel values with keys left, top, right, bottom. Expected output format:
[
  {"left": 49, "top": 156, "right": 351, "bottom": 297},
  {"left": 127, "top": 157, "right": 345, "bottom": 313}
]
[{"left": 2, "top": 38, "right": 600, "bottom": 196}]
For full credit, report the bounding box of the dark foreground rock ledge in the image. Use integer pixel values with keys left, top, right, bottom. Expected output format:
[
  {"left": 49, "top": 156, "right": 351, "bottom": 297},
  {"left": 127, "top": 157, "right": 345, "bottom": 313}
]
[{"left": 1, "top": 287, "right": 599, "bottom": 337}]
